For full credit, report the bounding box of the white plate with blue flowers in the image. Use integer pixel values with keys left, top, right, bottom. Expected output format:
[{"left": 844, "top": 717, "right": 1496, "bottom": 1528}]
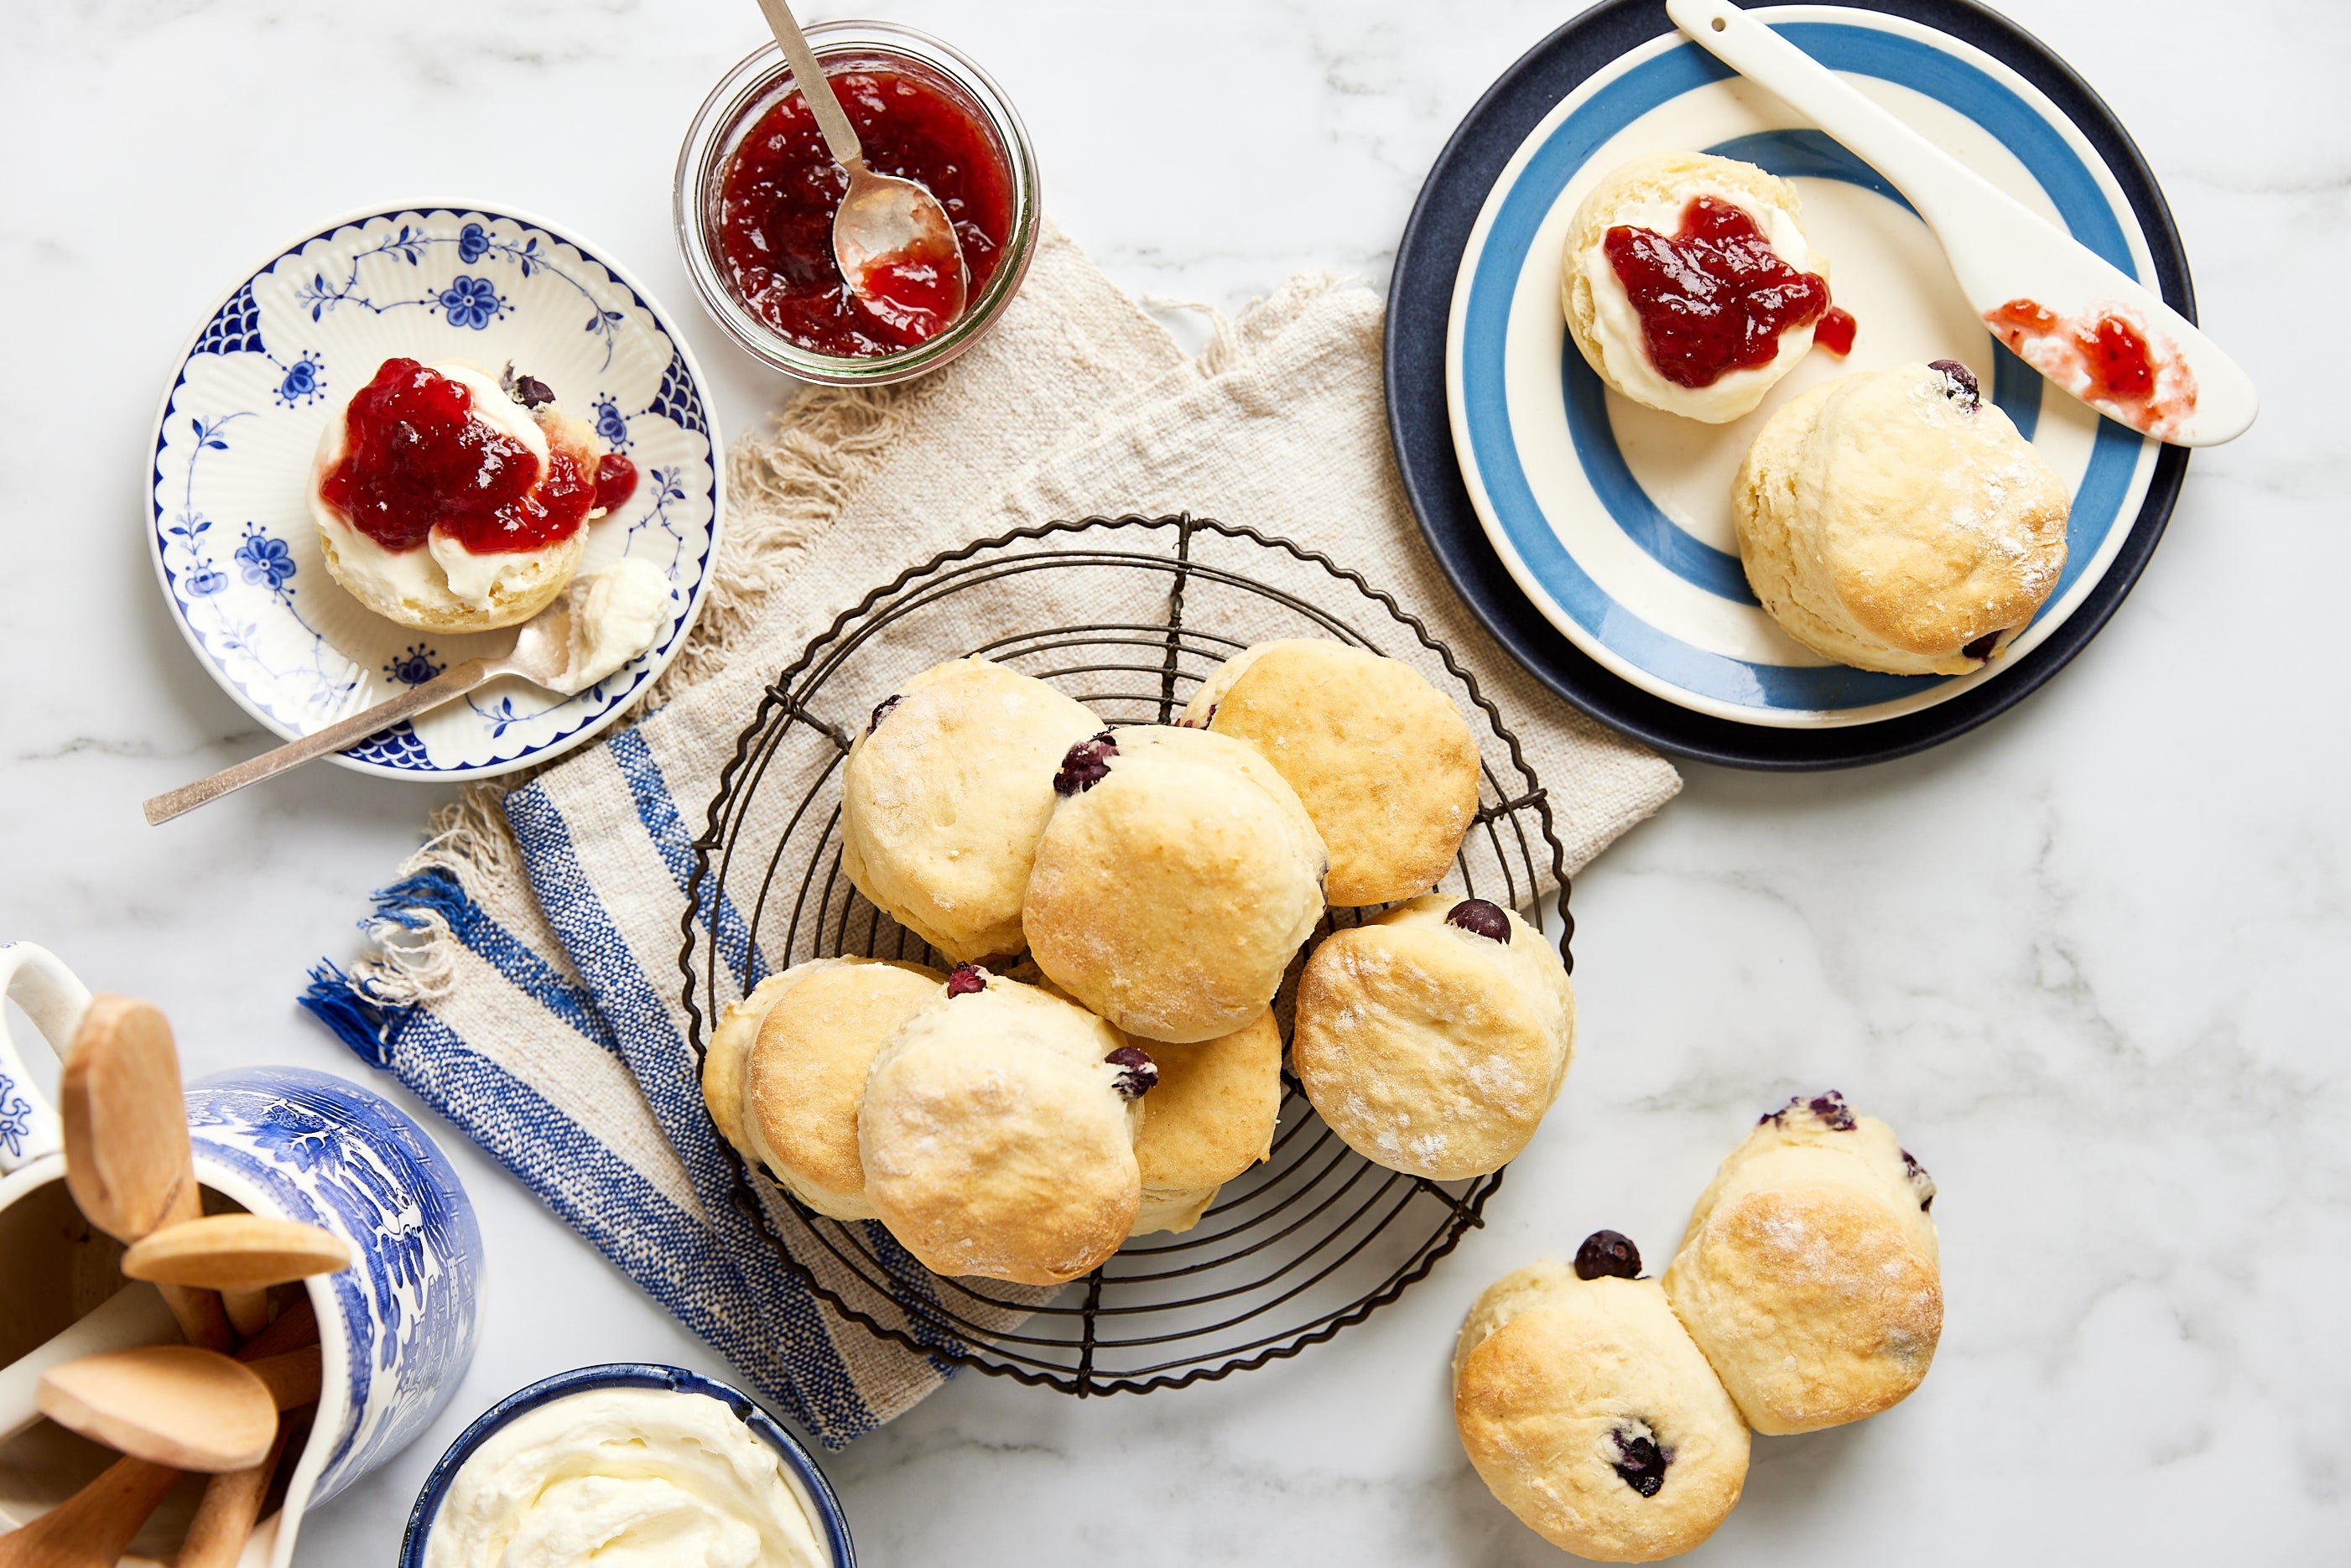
[{"left": 148, "top": 205, "right": 724, "bottom": 779}]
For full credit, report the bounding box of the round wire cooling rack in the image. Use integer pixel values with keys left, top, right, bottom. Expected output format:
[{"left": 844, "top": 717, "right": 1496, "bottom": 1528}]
[{"left": 679, "top": 513, "right": 1574, "bottom": 1395}]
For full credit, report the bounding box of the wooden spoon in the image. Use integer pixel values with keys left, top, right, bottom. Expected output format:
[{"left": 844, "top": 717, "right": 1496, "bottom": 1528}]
[
  {"left": 0, "top": 1298, "right": 323, "bottom": 1567},
  {"left": 34, "top": 1348, "right": 276, "bottom": 1472},
  {"left": 56, "top": 998, "right": 231, "bottom": 1352},
  {"left": 122, "top": 1215, "right": 351, "bottom": 1340},
  {"left": 0, "top": 1285, "right": 179, "bottom": 1444}
]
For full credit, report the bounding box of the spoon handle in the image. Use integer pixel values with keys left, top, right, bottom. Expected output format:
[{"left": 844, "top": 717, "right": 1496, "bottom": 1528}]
[
  {"left": 1665, "top": 0, "right": 1980, "bottom": 216},
  {"left": 179, "top": 1421, "right": 291, "bottom": 1568},
  {"left": 0, "top": 1454, "right": 179, "bottom": 1567},
  {"left": 143, "top": 658, "right": 495, "bottom": 826},
  {"left": 757, "top": 0, "right": 863, "bottom": 169}
]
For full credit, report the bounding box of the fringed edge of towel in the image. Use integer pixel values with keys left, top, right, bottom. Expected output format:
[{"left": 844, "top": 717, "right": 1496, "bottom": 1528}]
[
  {"left": 304, "top": 382, "right": 912, "bottom": 1059},
  {"left": 298, "top": 787, "right": 522, "bottom": 1065}
]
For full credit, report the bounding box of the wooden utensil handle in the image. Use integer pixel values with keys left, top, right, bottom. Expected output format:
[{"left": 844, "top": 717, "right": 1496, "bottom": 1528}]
[
  {"left": 235, "top": 1296, "right": 317, "bottom": 1362},
  {"left": 159, "top": 1181, "right": 235, "bottom": 1353},
  {"left": 246, "top": 1345, "right": 322, "bottom": 1411},
  {"left": 178, "top": 1421, "right": 291, "bottom": 1568},
  {"left": 223, "top": 1288, "right": 270, "bottom": 1339},
  {"left": 0, "top": 1454, "right": 178, "bottom": 1567}
]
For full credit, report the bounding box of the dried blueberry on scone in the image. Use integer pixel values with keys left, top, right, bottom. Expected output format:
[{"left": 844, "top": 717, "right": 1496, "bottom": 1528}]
[
  {"left": 1120, "top": 1010, "right": 1283, "bottom": 1237},
  {"left": 838, "top": 657, "right": 1105, "bottom": 964},
  {"left": 1292, "top": 894, "right": 1573, "bottom": 1181},
  {"left": 1454, "top": 1238, "right": 1750, "bottom": 1562},
  {"left": 856, "top": 970, "right": 1146, "bottom": 1285},
  {"left": 1662, "top": 1092, "right": 1943, "bottom": 1435},
  {"left": 698, "top": 957, "right": 944, "bottom": 1222},
  {"left": 1562, "top": 151, "right": 1844, "bottom": 423},
  {"left": 1022, "top": 724, "right": 1328, "bottom": 1044},
  {"left": 1179, "top": 639, "right": 1482, "bottom": 906},
  {"left": 1731, "top": 362, "right": 2071, "bottom": 675}
]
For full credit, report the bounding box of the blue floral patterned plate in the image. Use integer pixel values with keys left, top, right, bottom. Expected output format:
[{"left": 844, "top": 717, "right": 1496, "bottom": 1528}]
[{"left": 148, "top": 205, "right": 723, "bottom": 779}]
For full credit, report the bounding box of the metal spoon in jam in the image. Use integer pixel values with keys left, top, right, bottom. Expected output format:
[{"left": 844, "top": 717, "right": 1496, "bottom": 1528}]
[{"left": 755, "top": 0, "right": 970, "bottom": 342}]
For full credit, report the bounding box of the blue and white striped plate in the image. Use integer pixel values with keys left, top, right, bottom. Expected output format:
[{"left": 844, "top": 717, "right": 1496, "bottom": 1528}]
[
  {"left": 1444, "top": 6, "right": 2163, "bottom": 729},
  {"left": 148, "top": 205, "right": 724, "bottom": 779}
]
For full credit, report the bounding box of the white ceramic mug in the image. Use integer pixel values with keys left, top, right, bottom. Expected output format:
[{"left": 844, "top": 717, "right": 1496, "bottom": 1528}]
[
  {"left": 0, "top": 942, "right": 90, "bottom": 1187},
  {"left": 0, "top": 942, "right": 483, "bottom": 1566}
]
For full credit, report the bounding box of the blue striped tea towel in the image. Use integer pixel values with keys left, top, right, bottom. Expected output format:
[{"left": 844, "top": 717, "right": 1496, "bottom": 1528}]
[{"left": 301, "top": 236, "right": 1681, "bottom": 1447}]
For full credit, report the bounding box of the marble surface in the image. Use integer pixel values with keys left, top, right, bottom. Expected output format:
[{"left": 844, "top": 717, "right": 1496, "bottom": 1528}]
[{"left": 3, "top": 0, "right": 2345, "bottom": 1560}]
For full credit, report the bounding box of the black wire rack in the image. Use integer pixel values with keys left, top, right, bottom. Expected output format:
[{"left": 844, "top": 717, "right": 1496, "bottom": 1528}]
[{"left": 679, "top": 513, "right": 1573, "bottom": 1395}]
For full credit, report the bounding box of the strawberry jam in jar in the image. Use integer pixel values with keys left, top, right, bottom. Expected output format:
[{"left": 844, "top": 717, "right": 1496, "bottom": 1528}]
[{"left": 677, "top": 23, "right": 1038, "bottom": 385}]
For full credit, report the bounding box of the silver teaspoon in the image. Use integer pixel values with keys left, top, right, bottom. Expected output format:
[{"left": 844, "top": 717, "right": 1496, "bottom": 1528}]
[
  {"left": 753, "top": 0, "right": 970, "bottom": 341},
  {"left": 143, "top": 600, "right": 580, "bottom": 826}
]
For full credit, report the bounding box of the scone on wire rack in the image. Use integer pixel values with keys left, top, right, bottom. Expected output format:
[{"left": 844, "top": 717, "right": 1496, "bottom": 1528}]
[
  {"left": 840, "top": 657, "right": 1105, "bottom": 965},
  {"left": 1662, "top": 1091, "right": 1943, "bottom": 1435},
  {"left": 1123, "top": 1010, "right": 1282, "bottom": 1237},
  {"left": 699, "top": 957, "right": 942, "bottom": 1222},
  {"left": 1732, "top": 361, "right": 2070, "bottom": 675},
  {"left": 1292, "top": 894, "right": 1573, "bottom": 1181},
  {"left": 1180, "top": 639, "right": 1482, "bottom": 907},
  {"left": 1454, "top": 1231, "right": 1750, "bottom": 1562},
  {"left": 1023, "top": 724, "right": 1327, "bottom": 1045},
  {"left": 857, "top": 966, "right": 1153, "bottom": 1285}
]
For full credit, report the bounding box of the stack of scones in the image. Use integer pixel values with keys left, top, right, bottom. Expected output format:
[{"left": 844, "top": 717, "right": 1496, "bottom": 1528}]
[{"left": 701, "top": 643, "right": 1577, "bottom": 1285}]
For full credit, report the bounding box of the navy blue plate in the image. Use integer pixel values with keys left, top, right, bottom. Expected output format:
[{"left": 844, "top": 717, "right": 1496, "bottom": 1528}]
[{"left": 1386, "top": 0, "right": 2192, "bottom": 769}]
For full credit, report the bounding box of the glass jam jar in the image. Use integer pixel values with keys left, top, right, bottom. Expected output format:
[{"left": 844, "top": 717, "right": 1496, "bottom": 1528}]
[{"left": 674, "top": 22, "right": 1039, "bottom": 386}]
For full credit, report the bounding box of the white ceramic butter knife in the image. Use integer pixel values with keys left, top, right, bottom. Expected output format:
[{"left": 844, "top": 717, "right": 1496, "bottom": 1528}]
[{"left": 1666, "top": 0, "right": 2256, "bottom": 446}]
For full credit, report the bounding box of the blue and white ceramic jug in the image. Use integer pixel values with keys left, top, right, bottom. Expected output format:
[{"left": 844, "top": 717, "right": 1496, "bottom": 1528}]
[{"left": 0, "top": 941, "right": 482, "bottom": 1566}]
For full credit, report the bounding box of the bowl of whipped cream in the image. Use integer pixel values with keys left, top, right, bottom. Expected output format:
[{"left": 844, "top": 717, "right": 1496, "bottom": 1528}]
[{"left": 398, "top": 1363, "right": 852, "bottom": 1568}]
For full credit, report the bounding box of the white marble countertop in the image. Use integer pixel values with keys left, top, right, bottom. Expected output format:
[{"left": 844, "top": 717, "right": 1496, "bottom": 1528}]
[{"left": 3, "top": 0, "right": 2344, "bottom": 1560}]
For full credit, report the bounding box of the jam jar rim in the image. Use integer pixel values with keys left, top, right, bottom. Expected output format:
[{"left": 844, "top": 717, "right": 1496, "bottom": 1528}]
[{"left": 674, "top": 21, "right": 1040, "bottom": 386}]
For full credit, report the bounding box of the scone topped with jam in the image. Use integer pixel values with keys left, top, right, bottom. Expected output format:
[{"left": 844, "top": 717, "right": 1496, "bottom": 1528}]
[
  {"left": 1563, "top": 151, "right": 1850, "bottom": 423},
  {"left": 310, "top": 357, "right": 635, "bottom": 632}
]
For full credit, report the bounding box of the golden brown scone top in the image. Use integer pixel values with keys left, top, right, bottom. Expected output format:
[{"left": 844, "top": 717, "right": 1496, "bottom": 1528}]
[
  {"left": 1662, "top": 1092, "right": 1942, "bottom": 1435},
  {"left": 1022, "top": 724, "right": 1327, "bottom": 1045},
  {"left": 746, "top": 958, "right": 943, "bottom": 1219},
  {"left": 839, "top": 656, "right": 1104, "bottom": 963},
  {"left": 1126, "top": 1009, "right": 1282, "bottom": 1195},
  {"left": 858, "top": 971, "right": 1143, "bottom": 1285},
  {"left": 1292, "top": 894, "right": 1573, "bottom": 1181},
  {"left": 1454, "top": 1256, "right": 1750, "bottom": 1562},
  {"left": 1183, "top": 640, "right": 1480, "bottom": 906}
]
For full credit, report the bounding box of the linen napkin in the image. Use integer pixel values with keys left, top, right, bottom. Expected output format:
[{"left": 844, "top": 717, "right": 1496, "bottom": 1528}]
[{"left": 302, "top": 224, "right": 1682, "bottom": 1448}]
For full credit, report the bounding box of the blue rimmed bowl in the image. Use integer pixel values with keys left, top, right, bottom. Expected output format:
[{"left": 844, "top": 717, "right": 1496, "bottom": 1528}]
[{"left": 398, "top": 1363, "right": 855, "bottom": 1568}]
